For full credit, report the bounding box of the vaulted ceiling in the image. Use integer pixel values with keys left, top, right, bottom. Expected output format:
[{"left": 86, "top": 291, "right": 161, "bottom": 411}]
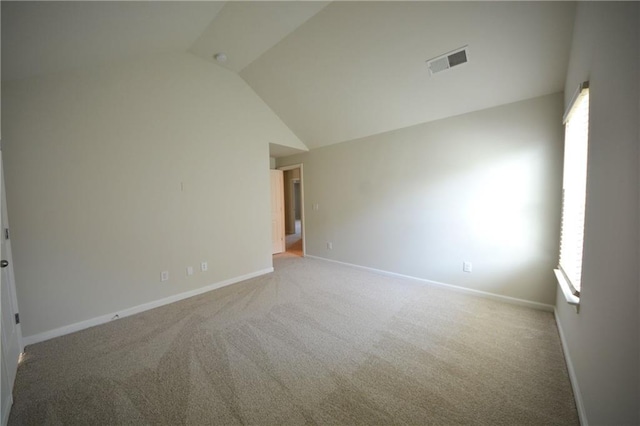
[{"left": 2, "top": 1, "right": 576, "bottom": 153}]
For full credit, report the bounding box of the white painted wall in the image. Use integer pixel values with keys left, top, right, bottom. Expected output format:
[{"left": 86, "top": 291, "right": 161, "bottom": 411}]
[
  {"left": 2, "top": 51, "right": 304, "bottom": 339},
  {"left": 278, "top": 93, "right": 564, "bottom": 306},
  {"left": 555, "top": 3, "right": 639, "bottom": 425}
]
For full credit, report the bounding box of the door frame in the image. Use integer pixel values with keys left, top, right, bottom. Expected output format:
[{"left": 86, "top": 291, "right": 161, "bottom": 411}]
[
  {"left": 277, "top": 164, "right": 306, "bottom": 257},
  {"left": 0, "top": 149, "right": 23, "bottom": 426}
]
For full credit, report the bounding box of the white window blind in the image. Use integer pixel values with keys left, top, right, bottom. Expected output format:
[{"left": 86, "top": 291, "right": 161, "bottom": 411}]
[{"left": 557, "top": 82, "right": 589, "bottom": 299}]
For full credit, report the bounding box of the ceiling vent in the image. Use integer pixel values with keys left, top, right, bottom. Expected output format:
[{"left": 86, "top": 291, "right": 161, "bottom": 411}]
[{"left": 426, "top": 46, "right": 469, "bottom": 75}]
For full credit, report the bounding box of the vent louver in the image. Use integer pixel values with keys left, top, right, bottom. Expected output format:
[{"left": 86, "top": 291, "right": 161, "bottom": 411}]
[{"left": 426, "top": 46, "right": 469, "bottom": 75}]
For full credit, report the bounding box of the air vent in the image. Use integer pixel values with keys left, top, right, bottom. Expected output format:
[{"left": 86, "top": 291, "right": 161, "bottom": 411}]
[{"left": 426, "top": 46, "right": 469, "bottom": 75}]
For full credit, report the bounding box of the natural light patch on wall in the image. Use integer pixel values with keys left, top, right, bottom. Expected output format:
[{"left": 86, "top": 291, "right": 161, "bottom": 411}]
[
  {"left": 466, "top": 148, "right": 546, "bottom": 250},
  {"left": 277, "top": 93, "right": 564, "bottom": 306}
]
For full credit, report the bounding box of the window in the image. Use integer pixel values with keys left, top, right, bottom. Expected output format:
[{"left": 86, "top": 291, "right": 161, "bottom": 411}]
[{"left": 555, "top": 82, "right": 589, "bottom": 305}]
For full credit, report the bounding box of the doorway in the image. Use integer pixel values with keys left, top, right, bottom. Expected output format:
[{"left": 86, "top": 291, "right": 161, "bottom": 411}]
[{"left": 279, "top": 164, "right": 305, "bottom": 257}]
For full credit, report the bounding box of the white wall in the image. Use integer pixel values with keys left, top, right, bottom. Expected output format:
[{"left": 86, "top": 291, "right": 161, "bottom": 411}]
[
  {"left": 2, "top": 51, "right": 304, "bottom": 339},
  {"left": 279, "top": 93, "right": 564, "bottom": 306},
  {"left": 555, "top": 3, "right": 639, "bottom": 425}
]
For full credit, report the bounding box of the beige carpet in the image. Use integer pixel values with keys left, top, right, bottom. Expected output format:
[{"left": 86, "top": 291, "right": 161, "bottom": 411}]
[{"left": 9, "top": 255, "right": 578, "bottom": 425}]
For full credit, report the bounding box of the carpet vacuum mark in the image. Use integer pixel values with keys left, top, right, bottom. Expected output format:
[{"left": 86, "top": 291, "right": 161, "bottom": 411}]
[{"left": 9, "top": 255, "right": 578, "bottom": 425}]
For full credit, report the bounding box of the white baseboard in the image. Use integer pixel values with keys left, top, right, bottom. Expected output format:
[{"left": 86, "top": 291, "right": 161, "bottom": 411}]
[
  {"left": 554, "top": 309, "right": 588, "bottom": 426},
  {"left": 305, "top": 255, "right": 554, "bottom": 312},
  {"left": 22, "top": 267, "right": 274, "bottom": 346}
]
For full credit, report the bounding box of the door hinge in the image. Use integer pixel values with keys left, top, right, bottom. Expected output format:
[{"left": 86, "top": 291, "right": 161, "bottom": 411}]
[
  {"left": 15, "top": 313, "right": 20, "bottom": 324},
  {"left": 4, "top": 228, "right": 9, "bottom": 240}
]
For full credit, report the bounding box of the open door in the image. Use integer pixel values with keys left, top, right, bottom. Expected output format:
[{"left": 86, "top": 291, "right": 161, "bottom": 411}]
[
  {"left": 270, "top": 170, "right": 285, "bottom": 254},
  {"left": 1, "top": 151, "right": 23, "bottom": 425}
]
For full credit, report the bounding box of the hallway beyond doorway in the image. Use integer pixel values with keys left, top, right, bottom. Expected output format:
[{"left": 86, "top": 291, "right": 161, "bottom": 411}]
[{"left": 285, "top": 220, "right": 302, "bottom": 256}]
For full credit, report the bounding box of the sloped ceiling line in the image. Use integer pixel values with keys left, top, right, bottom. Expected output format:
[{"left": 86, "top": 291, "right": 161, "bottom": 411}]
[{"left": 2, "top": 1, "right": 576, "bottom": 152}]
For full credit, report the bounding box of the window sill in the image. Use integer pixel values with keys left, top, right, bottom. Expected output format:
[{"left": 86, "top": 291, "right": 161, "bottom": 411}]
[{"left": 554, "top": 269, "right": 580, "bottom": 306}]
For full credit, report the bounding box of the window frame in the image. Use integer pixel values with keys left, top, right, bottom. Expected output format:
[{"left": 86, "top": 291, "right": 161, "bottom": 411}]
[{"left": 555, "top": 81, "right": 589, "bottom": 306}]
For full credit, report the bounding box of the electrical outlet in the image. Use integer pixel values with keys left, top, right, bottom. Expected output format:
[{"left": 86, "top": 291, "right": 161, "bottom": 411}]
[
  {"left": 161, "top": 271, "right": 169, "bottom": 281},
  {"left": 327, "top": 242, "right": 333, "bottom": 250},
  {"left": 201, "top": 262, "right": 208, "bottom": 272},
  {"left": 463, "top": 262, "right": 472, "bottom": 273},
  {"left": 187, "top": 266, "right": 194, "bottom": 276}
]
